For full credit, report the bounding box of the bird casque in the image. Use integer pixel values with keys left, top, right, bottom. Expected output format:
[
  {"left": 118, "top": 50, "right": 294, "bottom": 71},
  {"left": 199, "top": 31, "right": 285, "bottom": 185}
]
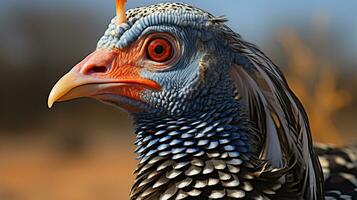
[{"left": 48, "top": 1, "right": 357, "bottom": 199}]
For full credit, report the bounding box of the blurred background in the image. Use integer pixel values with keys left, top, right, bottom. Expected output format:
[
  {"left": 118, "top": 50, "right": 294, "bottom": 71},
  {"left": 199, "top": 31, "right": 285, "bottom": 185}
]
[{"left": 0, "top": 0, "right": 356, "bottom": 199}]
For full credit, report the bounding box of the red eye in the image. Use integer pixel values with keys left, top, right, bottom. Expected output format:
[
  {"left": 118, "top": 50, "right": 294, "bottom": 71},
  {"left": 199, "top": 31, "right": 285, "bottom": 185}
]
[{"left": 147, "top": 38, "right": 173, "bottom": 62}]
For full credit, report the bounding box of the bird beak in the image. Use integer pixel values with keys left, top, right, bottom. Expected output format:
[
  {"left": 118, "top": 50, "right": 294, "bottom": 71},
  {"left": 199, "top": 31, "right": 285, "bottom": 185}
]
[{"left": 48, "top": 48, "right": 160, "bottom": 108}]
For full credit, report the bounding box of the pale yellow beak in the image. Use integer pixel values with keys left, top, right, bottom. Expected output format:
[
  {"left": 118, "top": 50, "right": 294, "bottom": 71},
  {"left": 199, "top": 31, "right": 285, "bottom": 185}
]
[{"left": 47, "top": 71, "right": 102, "bottom": 108}]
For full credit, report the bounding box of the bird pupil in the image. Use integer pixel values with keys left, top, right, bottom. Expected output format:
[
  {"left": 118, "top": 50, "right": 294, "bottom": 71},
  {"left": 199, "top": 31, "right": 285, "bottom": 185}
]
[{"left": 154, "top": 45, "right": 164, "bottom": 54}]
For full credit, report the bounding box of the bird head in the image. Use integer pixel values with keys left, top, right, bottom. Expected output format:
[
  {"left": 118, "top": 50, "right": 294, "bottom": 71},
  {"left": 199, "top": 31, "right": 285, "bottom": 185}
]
[{"left": 48, "top": 2, "right": 235, "bottom": 115}]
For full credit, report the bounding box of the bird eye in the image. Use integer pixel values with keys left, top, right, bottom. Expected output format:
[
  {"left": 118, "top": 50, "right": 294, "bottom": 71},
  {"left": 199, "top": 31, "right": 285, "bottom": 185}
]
[{"left": 147, "top": 38, "right": 173, "bottom": 62}]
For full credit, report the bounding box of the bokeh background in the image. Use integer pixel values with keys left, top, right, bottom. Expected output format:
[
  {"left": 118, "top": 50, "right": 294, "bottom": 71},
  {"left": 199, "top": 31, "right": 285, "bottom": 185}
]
[{"left": 0, "top": 0, "right": 356, "bottom": 199}]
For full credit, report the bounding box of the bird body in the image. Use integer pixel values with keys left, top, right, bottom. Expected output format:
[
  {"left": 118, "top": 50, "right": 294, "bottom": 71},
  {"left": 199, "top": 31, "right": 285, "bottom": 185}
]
[
  {"left": 48, "top": 2, "right": 357, "bottom": 199},
  {"left": 131, "top": 105, "right": 303, "bottom": 200},
  {"left": 316, "top": 144, "right": 357, "bottom": 199}
]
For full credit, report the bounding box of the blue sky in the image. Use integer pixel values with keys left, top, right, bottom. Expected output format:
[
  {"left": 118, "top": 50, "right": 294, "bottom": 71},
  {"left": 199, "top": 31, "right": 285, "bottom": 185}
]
[{"left": 1, "top": 0, "right": 356, "bottom": 59}]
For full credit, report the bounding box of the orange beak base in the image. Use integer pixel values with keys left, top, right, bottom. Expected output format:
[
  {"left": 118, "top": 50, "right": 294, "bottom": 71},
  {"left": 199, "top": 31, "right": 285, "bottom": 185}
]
[{"left": 48, "top": 48, "right": 160, "bottom": 110}]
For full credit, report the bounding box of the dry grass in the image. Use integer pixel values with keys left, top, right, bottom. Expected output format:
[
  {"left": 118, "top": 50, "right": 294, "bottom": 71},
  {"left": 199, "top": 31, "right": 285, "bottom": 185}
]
[
  {"left": 278, "top": 27, "right": 352, "bottom": 145},
  {"left": 0, "top": 136, "right": 136, "bottom": 200}
]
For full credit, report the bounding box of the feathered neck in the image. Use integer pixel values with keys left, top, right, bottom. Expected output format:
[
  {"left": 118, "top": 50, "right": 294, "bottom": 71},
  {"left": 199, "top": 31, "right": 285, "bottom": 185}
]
[
  {"left": 130, "top": 101, "right": 262, "bottom": 199},
  {"left": 129, "top": 98, "right": 306, "bottom": 199}
]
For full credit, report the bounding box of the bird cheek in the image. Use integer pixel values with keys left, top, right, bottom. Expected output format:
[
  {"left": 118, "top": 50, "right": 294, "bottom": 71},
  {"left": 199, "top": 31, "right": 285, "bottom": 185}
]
[{"left": 105, "top": 53, "right": 159, "bottom": 101}]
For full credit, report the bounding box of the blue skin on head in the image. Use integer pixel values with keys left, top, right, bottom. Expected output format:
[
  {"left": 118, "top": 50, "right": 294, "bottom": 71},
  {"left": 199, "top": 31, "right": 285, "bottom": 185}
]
[{"left": 96, "top": 3, "right": 237, "bottom": 116}]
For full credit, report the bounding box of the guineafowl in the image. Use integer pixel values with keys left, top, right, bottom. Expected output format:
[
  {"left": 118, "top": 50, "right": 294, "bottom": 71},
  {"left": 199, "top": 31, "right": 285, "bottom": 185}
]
[{"left": 48, "top": 1, "right": 357, "bottom": 199}]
